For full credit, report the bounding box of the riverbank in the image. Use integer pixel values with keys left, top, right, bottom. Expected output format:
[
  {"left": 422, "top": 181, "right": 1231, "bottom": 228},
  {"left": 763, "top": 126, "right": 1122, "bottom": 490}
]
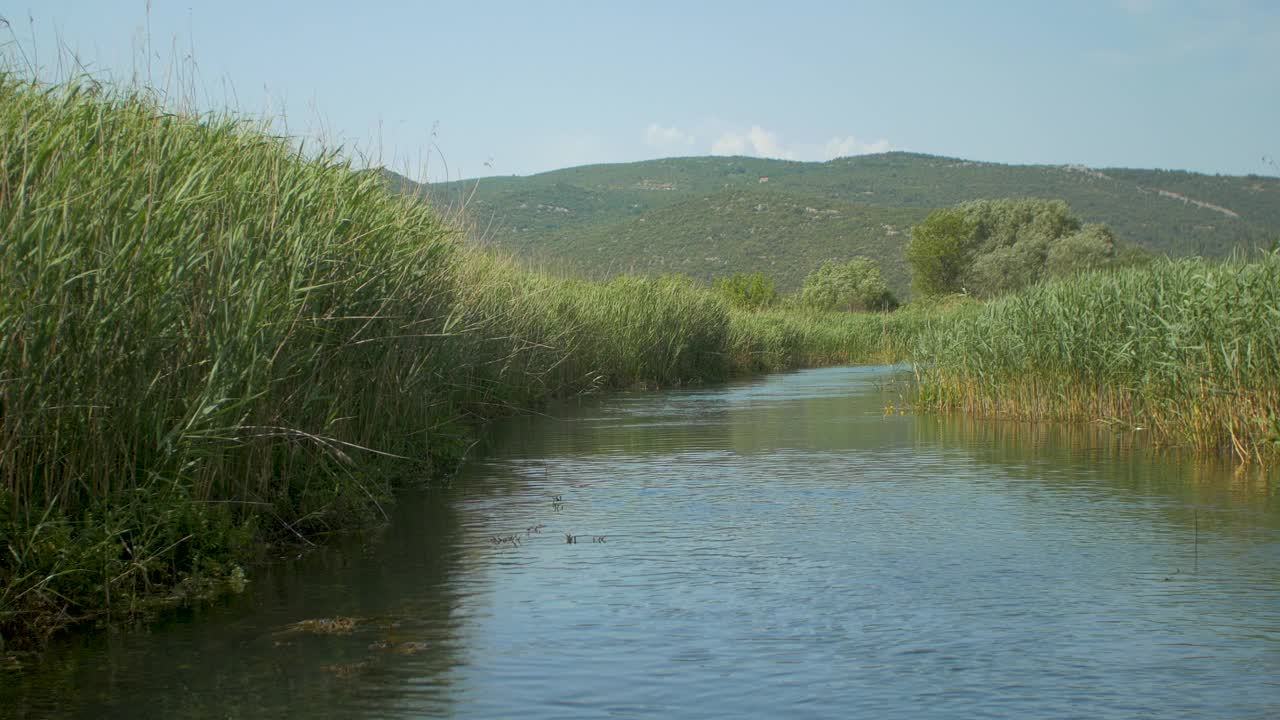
[
  {"left": 7, "top": 364, "right": 1277, "bottom": 717},
  {"left": 912, "top": 254, "right": 1280, "bottom": 462},
  {"left": 4, "top": 71, "right": 1276, "bottom": 652},
  {"left": 0, "top": 75, "right": 915, "bottom": 649}
]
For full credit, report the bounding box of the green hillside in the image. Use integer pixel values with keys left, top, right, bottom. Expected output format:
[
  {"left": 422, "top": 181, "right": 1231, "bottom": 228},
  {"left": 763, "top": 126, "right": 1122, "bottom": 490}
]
[{"left": 390, "top": 153, "right": 1280, "bottom": 295}]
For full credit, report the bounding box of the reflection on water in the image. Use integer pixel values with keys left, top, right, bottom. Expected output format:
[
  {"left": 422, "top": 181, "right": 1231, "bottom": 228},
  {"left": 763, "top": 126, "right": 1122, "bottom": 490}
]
[
  {"left": 4, "top": 366, "right": 1279, "bottom": 719},
  {"left": 2, "top": 487, "right": 472, "bottom": 719}
]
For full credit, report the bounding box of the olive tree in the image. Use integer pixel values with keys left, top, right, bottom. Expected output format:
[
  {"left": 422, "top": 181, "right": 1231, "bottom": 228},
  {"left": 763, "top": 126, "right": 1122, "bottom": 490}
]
[
  {"left": 713, "top": 271, "right": 779, "bottom": 310},
  {"left": 906, "top": 198, "right": 1114, "bottom": 298},
  {"left": 904, "top": 208, "right": 975, "bottom": 297},
  {"left": 798, "top": 257, "right": 898, "bottom": 312},
  {"left": 1046, "top": 224, "right": 1116, "bottom": 277}
]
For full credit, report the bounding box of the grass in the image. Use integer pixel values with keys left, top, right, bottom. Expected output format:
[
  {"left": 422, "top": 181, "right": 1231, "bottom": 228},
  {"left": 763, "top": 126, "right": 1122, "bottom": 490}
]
[
  {"left": 0, "top": 73, "right": 910, "bottom": 649},
  {"left": 0, "top": 72, "right": 469, "bottom": 644},
  {"left": 911, "top": 254, "right": 1280, "bottom": 462},
  {"left": 726, "top": 301, "right": 967, "bottom": 373},
  {"left": 5, "top": 67, "right": 1272, "bottom": 653}
]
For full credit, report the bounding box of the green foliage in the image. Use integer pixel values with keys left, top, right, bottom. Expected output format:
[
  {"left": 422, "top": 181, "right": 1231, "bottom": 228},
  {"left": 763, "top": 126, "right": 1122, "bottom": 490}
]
[
  {"left": 906, "top": 199, "right": 1121, "bottom": 298},
  {"left": 1046, "top": 224, "right": 1116, "bottom": 277},
  {"left": 727, "top": 303, "right": 951, "bottom": 373},
  {"left": 0, "top": 73, "right": 462, "bottom": 642},
  {"left": 798, "top": 257, "right": 899, "bottom": 311},
  {"left": 7, "top": 68, "right": 1273, "bottom": 649},
  {"left": 0, "top": 74, "right": 921, "bottom": 646},
  {"left": 912, "top": 253, "right": 1280, "bottom": 461},
  {"left": 515, "top": 186, "right": 920, "bottom": 297},
  {"left": 905, "top": 209, "right": 976, "bottom": 296},
  {"left": 714, "top": 271, "right": 779, "bottom": 310},
  {"left": 418, "top": 152, "right": 1280, "bottom": 300}
]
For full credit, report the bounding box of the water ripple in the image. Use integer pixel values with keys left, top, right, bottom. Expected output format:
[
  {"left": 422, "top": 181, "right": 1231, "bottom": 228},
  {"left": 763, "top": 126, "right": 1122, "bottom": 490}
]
[{"left": 5, "top": 367, "right": 1278, "bottom": 719}]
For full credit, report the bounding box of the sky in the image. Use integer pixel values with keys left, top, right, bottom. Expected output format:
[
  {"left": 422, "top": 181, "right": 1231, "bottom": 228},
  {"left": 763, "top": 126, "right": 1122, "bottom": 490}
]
[{"left": 5, "top": 1, "right": 1278, "bottom": 181}]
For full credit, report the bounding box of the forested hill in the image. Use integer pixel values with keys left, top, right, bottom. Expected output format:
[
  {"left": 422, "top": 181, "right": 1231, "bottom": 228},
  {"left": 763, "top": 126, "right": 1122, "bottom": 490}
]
[{"left": 386, "top": 152, "right": 1280, "bottom": 295}]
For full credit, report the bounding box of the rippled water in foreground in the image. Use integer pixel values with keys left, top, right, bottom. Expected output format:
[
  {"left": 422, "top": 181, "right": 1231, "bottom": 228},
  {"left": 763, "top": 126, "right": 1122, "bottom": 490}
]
[{"left": 5, "top": 366, "right": 1279, "bottom": 718}]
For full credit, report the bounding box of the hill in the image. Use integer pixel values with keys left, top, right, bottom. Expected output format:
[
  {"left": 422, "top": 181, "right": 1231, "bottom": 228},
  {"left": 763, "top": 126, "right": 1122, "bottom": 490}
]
[{"left": 388, "top": 153, "right": 1280, "bottom": 295}]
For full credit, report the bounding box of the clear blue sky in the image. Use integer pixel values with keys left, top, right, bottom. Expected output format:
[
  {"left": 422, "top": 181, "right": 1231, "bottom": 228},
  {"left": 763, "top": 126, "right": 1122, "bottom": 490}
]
[{"left": 7, "top": 1, "right": 1278, "bottom": 180}]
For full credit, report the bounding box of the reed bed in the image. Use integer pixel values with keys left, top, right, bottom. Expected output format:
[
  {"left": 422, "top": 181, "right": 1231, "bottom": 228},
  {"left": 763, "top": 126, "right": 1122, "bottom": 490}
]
[
  {"left": 446, "top": 250, "right": 733, "bottom": 399},
  {"left": 727, "top": 302, "right": 970, "bottom": 372},
  {"left": 912, "top": 255, "right": 1280, "bottom": 462},
  {"left": 21, "top": 66, "right": 1267, "bottom": 651},
  {"left": 0, "top": 73, "right": 475, "bottom": 642},
  {"left": 0, "top": 74, "right": 889, "bottom": 646}
]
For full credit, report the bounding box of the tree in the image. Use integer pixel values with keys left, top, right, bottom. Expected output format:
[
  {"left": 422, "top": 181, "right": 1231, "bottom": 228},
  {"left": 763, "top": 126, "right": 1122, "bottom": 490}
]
[
  {"left": 904, "top": 208, "right": 976, "bottom": 296},
  {"left": 713, "top": 271, "right": 779, "bottom": 310},
  {"left": 798, "top": 257, "right": 898, "bottom": 312},
  {"left": 1046, "top": 224, "right": 1116, "bottom": 277},
  {"left": 907, "top": 198, "right": 1113, "bottom": 298}
]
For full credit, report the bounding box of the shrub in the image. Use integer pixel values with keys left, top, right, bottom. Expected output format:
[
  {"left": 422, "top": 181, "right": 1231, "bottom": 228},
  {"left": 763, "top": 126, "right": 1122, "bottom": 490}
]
[
  {"left": 714, "top": 271, "right": 780, "bottom": 310},
  {"left": 798, "top": 258, "right": 898, "bottom": 312},
  {"left": 906, "top": 198, "right": 1117, "bottom": 298}
]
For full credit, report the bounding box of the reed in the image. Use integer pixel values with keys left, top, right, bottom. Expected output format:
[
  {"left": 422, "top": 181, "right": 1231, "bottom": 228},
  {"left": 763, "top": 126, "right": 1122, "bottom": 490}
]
[
  {"left": 27, "top": 65, "right": 1264, "bottom": 650},
  {"left": 911, "top": 254, "right": 1280, "bottom": 462},
  {"left": 0, "top": 73, "right": 898, "bottom": 645},
  {"left": 448, "top": 250, "right": 733, "bottom": 395},
  {"left": 0, "top": 72, "right": 483, "bottom": 640},
  {"left": 726, "top": 301, "right": 971, "bottom": 372}
]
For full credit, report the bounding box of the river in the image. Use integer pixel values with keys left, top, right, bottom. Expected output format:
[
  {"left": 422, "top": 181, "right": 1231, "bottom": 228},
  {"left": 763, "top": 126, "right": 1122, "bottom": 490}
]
[{"left": 4, "top": 366, "right": 1279, "bottom": 718}]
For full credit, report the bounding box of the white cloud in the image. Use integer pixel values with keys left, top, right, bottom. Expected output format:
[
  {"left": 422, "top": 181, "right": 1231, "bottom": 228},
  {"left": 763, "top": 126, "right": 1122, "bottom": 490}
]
[
  {"left": 823, "top": 135, "right": 892, "bottom": 159},
  {"left": 710, "top": 132, "right": 747, "bottom": 156},
  {"left": 708, "top": 125, "right": 893, "bottom": 161},
  {"left": 710, "top": 125, "right": 796, "bottom": 159},
  {"left": 644, "top": 123, "right": 695, "bottom": 151}
]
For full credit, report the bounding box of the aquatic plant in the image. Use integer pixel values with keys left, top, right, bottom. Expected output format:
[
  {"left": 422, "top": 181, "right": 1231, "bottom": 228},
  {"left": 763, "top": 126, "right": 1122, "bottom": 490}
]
[
  {"left": 0, "top": 72, "right": 905, "bottom": 646},
  {"left": 912, "top": 254, "right": 1280, "bottom": 461},
  {"left": 726, "top": 301, "right": 967, "bottom": 373}
]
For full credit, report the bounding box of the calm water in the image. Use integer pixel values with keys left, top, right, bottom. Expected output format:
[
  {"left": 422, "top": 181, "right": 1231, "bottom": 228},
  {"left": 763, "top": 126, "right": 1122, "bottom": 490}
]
[{"left": 4, "top": 366, "right": 1279, "bottom": 719}]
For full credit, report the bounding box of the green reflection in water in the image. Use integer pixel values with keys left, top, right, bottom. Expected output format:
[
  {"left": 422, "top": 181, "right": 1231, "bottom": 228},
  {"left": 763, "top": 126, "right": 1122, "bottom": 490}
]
[
  {"left": 3, "top": 366, "right": 1277, "bottom": 719},
  {"left": 1, "top": 486, "right": 470, "bottom": 719}
]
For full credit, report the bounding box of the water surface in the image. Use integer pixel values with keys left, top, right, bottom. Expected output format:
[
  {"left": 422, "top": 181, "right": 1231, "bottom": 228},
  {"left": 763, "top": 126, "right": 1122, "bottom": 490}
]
[{"left": 5, "top": 366, "right": 1279, "bottom": 718}]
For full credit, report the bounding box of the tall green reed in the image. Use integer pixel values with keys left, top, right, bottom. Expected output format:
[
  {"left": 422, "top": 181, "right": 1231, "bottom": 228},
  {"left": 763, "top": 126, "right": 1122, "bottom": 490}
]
[
  {"left": 912, "top": 254, "right": 1280, "bottom": 461},
  {"left": 0, "top": 70, "right": 979, "bottom": 646},
  {"left": 4, "top": 73, "right": 889, "bottom": 644},
  {"left": 727, "top": 302, "right": 959, "bottom": 372},
  {"left": 0, "top": 73, "right": 479, "bottom": 636}
]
